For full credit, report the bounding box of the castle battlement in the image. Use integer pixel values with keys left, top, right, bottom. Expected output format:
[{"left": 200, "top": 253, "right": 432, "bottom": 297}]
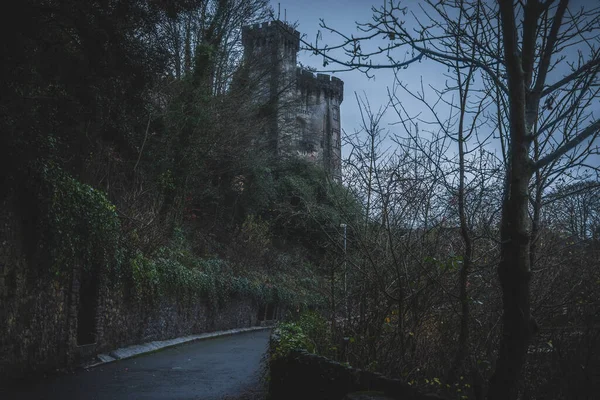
[
  {"left": 242, "top": 21, "right": 300, "bottom": 53},
  {"left": 296, "top": 68, "right": 344, "bottom": 102}
]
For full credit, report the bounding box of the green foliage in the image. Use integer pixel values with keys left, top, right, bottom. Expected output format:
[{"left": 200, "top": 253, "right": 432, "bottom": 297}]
[
  {"left": 157, "top": 170, "right": 176, "bottom": 193},
  {"left": 271, "top": 311, "right": 334, "bottom": 360},
  {"left": 266, "top": 159, "right": 361, "bottom": 248},
  {"left": 41, "top": 163, "right": 120, "bottom": 276},
  {"left": 36, "top": 163, "right": 318, "bottom": 310},
  {"left": 192, "top": 44, "right": 216, "bottom": 88},
  {"left": 297, "top": 310, "right": 331, "bottom": 355},
  {"left": 125, "top": 230, "right": 310, "bottom": 309},
  {"left": 240, "top": 214, "right": 271, "bottom": 253},
  {"left": 2, "top": 0, "right": 168, "bottom": 182},
  {"left": 240, "top": 163, "right": 278, "bottom": 216},
  {"left": 130, "top": 251, "right": 160, "bottom": 300},
  {"left": 272, "top": 322, "right": 315, "bottom": 360}
]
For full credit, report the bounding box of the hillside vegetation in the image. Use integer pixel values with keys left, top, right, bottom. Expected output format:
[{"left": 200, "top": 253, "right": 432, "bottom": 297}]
[
  {"left": 1, "top": 0, "right": 348, "bottom": 315},
  {"left": 1, "top": 1, "right": 599, "bottom": 400}
]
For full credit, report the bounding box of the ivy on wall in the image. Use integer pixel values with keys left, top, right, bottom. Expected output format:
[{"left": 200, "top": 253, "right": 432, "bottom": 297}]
[
  {"left": 128, "top": 244, "right": 305, "bottom": 311},
  {"left": 40, "top": 162, "right": 120, "bottom": 278},
  {"left": 34, "top": 163, "right": 323, "bottom": 315}
]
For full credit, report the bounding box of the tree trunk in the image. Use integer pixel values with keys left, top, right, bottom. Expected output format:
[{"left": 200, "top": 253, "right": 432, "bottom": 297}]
[
  {"left": 489, "top": 2, "right": 538, "bottom": 397},
  {"left": 450, "top": 256, "right": 472, "bottom": 381},
  {"left": 488, "top": 85, "right": 535, "bottom": 398},
  {"left": 488, "top": 159, "right": 533, "bottom": 400}
]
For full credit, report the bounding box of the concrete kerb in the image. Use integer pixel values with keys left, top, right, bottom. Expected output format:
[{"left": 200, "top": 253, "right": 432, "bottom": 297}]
[{"left": 83, "top": 326, "right": 272, "bottom": 369}]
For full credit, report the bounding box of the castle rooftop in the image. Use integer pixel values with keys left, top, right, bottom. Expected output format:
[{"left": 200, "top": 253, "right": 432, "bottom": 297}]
[
  {"left": 242, "top": 20, "right": 300, "bottom": 51},
  {"left": 296, "top": 68, "right": 344, "bottom": 102}
]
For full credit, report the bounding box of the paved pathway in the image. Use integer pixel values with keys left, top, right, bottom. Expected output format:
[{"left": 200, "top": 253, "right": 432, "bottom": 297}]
[{"left": 2, "top": 329, "right": 270, "bottom": 400}]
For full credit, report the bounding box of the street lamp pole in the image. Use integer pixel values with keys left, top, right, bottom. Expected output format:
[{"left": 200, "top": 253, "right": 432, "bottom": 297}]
[{"left": 340, "top": 223, "right": 347, "bottom": 328}]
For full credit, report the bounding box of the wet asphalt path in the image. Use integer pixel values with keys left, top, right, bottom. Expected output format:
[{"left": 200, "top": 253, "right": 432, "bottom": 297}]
[{"left": 2, "top": 329, "right": 270, "bottom": 400}]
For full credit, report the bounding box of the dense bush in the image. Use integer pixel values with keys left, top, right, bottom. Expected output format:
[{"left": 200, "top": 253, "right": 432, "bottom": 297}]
[{"left": 39, "top": 163, "right": 121, "bottom": 278}]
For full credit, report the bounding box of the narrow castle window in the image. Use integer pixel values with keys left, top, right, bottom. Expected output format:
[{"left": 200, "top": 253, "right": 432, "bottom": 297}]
[
  {"left": 332, "top": 106, "right": 339, "bottom": 121},
  {"left": 297, "top": 117, "right": 314, "bottom": 153}
]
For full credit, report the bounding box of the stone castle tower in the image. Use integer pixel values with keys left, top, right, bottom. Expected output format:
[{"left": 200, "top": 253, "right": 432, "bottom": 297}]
[{"left": 241, "top": 21, "right": 344, "bottom": 181}]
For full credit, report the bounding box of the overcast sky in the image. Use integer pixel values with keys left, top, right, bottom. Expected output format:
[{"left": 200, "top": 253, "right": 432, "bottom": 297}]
[
  {"left": 268, "top": 0, "right": 477, "bottom": 160},
  {"left": 268, "top": 0, "right": 600, "bottom": 174}
]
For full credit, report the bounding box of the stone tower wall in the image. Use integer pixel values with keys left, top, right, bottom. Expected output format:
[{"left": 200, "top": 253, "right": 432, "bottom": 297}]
[
  {"left": 282, "top": 69, "right": 343, "bottom": 180},
  {"left": 242, "top": 21, "right": 344, "bottom": 181}
]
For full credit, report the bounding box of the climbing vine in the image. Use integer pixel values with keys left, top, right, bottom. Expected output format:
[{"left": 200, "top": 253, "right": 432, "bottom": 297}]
[
  {"left": 40, "top": 162, "right": 120, "bottom": 277},
  {"left": 126, "top": 235, "right": 311, "bottom": 311}
]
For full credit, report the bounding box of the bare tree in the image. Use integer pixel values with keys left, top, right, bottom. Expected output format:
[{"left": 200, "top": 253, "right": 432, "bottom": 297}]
[
  {"left": 309, "top": 1, "right": 600, "bottom": 398},
  {"left": 335, "top": 95, "right": 464, "bottom": 377},
  {"left": 159, "top": 0, "right": 271, "bottom": 93}
]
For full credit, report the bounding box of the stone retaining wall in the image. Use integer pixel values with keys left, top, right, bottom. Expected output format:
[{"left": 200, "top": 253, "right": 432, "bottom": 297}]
[
  {"left": 0, "top": 193, "right": 261, "bottom": 383},
  {"left": 269, "top": 335, "right": 444, "bottom": 400}
]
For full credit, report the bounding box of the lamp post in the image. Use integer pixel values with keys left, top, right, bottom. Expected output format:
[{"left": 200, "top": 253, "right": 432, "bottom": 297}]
[{"left": 340, "top": 223, "right": 347, "bottom": 328}]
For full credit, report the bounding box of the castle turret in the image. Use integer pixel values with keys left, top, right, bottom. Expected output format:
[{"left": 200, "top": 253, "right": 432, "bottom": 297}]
[
  {"left": 242, "top": 21, "right": 300, "bottom": 67},
  {"left": 241, "top": 21, "right": 301, "bottom": 152},
  {"left": 242, "top": 21, "right": 343, "bottom": 181},
  {"left": 292, "top": 69, "right": 343, "bottom": 180},
  {"left": 241, "top": 21, "right": 300, "bottom": 98}
]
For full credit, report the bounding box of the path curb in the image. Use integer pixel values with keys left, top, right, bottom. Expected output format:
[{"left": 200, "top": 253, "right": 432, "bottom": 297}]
[{"left": 84, "top": 326, "right": 272, "bottom": 369}]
